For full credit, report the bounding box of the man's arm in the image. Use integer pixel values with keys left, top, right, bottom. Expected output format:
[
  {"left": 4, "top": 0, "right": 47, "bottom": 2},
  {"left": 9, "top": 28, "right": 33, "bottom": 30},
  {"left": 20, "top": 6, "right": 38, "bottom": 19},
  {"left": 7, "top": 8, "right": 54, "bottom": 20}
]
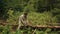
[{"left": 18, "top": 15, "right": 24, "bottom": 29}]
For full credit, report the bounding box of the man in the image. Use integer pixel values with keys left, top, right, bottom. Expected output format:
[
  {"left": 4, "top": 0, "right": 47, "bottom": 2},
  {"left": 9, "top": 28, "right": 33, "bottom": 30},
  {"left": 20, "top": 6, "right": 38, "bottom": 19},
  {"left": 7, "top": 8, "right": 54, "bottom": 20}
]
[{"left": 18, "top": 12, "right": 29, "bottom": 29}]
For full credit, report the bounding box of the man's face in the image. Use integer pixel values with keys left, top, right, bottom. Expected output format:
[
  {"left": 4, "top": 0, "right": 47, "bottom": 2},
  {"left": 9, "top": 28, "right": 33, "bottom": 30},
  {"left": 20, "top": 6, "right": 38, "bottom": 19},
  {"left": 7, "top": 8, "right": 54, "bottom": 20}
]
[
  {"left": 24, "top": 12, "right": 28, "bottom": 15},
  {"left": 24, "top": 13, "right": 28, "bottom": 18}
]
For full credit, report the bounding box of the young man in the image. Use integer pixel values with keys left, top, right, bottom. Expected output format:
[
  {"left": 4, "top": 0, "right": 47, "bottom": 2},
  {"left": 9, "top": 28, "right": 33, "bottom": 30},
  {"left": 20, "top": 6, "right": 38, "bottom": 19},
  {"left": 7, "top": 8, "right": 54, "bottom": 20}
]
[{"left": 18, "top": 12, "right": 29, "bottom": 29}]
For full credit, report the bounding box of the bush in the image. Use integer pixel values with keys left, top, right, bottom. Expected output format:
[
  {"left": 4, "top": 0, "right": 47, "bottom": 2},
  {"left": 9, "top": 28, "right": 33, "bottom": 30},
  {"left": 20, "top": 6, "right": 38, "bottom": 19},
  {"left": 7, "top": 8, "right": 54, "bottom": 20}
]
[{"left": 28, "top": 11, "right": 57, "bottom": 26}]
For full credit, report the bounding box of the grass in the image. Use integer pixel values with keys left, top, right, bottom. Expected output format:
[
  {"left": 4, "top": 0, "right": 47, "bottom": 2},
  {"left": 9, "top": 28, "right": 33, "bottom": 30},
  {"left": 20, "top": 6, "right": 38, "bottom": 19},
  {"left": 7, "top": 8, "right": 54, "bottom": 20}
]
[
  {"left": 0, "top": 11, "right": 59, "bottom": 34},
  {"left": 28, "top": 11, "right": 57, "bottom": 26},
  {"left": 0, "top": 25, "right": 59, "bottom": 34}
]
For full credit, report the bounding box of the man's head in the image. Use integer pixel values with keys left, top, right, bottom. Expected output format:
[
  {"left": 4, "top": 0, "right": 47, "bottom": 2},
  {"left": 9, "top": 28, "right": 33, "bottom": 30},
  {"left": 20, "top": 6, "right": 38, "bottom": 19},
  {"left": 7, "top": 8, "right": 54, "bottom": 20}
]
[
  {"left": 24, "top": 12, "right": 28, "bottom": 16},
  {"left": 23, "top": 12, "right": 28, "bottom": 18}
]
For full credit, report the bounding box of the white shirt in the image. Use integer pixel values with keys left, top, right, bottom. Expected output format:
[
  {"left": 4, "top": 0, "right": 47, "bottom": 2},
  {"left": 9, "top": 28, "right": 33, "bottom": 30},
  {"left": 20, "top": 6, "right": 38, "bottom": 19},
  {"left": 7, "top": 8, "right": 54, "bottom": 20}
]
[{"left": 19, "top": 14, "right": 28, "bottom": 26}]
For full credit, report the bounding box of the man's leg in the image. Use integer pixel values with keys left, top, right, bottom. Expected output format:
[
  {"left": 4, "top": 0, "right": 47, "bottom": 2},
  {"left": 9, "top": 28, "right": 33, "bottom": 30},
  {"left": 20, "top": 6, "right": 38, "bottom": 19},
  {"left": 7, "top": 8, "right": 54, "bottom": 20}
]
[{"left": 18, "top": 20, "right": 21, "bottom": 29}]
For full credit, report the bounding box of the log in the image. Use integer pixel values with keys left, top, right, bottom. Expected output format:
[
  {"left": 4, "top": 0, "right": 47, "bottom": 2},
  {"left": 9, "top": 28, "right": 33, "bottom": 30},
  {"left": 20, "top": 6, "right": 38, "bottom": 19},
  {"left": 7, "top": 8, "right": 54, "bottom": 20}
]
[{"left": 0, "top": 23, "right": 60, "bottom": 28}]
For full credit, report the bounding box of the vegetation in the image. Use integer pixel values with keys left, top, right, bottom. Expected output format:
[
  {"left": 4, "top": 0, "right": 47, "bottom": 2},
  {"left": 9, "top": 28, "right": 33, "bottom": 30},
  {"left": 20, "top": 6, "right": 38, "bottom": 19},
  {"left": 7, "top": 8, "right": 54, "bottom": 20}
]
[{"left": 0, "top": 0, "right": 60, "bottom": 34}]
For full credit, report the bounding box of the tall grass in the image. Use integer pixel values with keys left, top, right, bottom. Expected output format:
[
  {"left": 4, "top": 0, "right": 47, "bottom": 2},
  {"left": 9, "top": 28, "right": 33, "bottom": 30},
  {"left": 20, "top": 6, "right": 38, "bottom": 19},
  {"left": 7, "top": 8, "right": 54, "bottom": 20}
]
[
  {"left": 2, "top": 25, "right": 10, "bottom": 34},
  {"left": 0, "top": 11, "right": 59, "bottom": 34},
  {"left": 0, "top": 25, "right": 59, "bottom": 34},
  {"left": 28, "top": 11, "right": 57, "bottom": 26}
]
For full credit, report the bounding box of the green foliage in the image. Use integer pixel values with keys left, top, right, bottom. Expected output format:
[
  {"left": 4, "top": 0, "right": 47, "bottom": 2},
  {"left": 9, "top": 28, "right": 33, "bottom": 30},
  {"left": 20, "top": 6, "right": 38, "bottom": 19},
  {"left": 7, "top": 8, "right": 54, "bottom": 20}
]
[
  {"left": 0, "top": 25, "right": 59, "bottom": 34},
  {"left": 28, "top": 11, "right": 57, "bottom": 26},
  {"left": 2, "top": 25, "right": 10, "bottom": 34},
  {"left": 7, "top": 9, "right": 23, "bottom": 24},
  {"left": 0, "top": 26, "right": 3, "bottom": 32},
  {"left": 51, "top": 8, "right": 60, "bottom": 23},
  {"left": 0, "top": 0, "right": 60, "bottom": 34},
  {"left": 15, "top": 29, "right": 22, "bottom": 34}
]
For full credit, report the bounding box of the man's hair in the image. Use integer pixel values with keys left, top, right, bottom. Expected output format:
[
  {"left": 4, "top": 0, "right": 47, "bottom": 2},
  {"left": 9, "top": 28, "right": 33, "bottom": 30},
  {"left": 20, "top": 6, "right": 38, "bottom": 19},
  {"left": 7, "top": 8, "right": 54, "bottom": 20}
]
[{"left": 24, "top": 12, "right": 28, "bottom": 15}]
